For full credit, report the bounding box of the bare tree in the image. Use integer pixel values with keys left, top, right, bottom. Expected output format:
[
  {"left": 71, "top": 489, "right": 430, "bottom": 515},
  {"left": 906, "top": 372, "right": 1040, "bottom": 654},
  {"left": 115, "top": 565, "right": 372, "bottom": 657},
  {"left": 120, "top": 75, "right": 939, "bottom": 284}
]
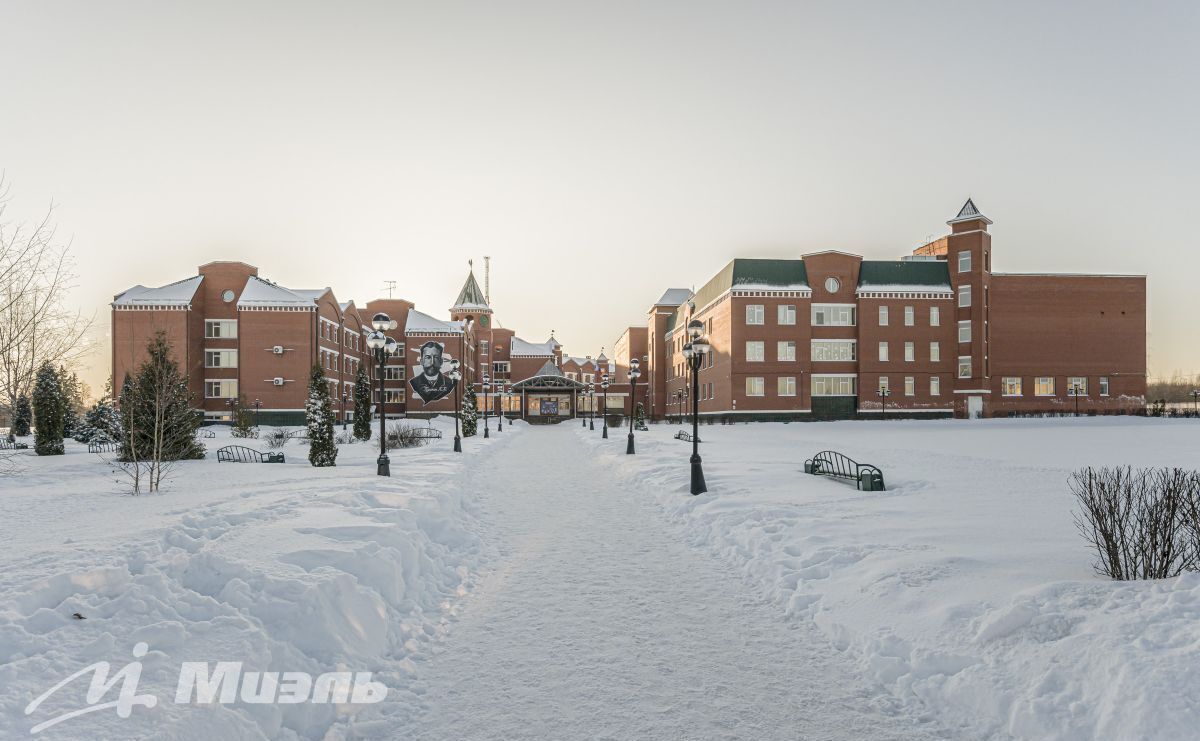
[{"left": 0, "top": 174, "right": 93, "bottom": 420}]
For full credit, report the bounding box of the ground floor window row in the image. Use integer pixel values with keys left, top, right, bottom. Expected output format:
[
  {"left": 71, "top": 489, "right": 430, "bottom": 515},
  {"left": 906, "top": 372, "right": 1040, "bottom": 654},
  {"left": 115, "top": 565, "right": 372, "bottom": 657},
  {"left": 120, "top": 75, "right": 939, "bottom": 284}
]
[
  {"left": 1001, "top": 376, "right": 1111, "bottom": 397},
  {"left": 740, "top": 375, "right": 950, "bottom": 398}
]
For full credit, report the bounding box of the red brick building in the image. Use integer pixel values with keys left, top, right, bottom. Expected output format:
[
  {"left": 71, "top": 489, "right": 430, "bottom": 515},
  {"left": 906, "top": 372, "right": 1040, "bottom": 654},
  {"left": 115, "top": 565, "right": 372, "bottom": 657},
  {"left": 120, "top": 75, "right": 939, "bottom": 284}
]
[{"left": 639, "top": 200, "right": 1146, "bottom": 420}]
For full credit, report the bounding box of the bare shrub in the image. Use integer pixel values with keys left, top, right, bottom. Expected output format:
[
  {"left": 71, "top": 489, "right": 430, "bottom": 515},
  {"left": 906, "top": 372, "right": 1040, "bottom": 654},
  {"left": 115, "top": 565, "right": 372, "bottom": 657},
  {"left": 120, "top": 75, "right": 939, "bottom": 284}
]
[
  {"left": 335, "top": 430, "right": 356, "bottom": 445},
  {"left": 263, "top": 427, "right": 290, "bottom": 449},
  {"left": 1070, "top": 467, "right": 1200, "bottom": 580},
  {"left": 386, "top": 422, "right": 429, "bottom": 450}
]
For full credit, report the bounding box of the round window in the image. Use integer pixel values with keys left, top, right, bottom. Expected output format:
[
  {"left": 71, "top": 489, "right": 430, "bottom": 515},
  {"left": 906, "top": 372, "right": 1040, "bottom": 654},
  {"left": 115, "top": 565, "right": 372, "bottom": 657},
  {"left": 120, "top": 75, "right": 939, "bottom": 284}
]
[
  {"left": 221, "top": 289, "right": 235, "bottom": 303},
  {"left": 824, "top": 277, "right": 840, "bottom": 293}
]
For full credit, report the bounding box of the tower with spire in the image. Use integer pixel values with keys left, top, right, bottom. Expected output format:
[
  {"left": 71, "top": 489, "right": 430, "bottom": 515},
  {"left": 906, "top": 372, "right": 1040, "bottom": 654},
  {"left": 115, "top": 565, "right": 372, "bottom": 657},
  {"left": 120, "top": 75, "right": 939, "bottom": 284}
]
[{"left": 449, "top": 260, "right": 494, "bottom": 328}]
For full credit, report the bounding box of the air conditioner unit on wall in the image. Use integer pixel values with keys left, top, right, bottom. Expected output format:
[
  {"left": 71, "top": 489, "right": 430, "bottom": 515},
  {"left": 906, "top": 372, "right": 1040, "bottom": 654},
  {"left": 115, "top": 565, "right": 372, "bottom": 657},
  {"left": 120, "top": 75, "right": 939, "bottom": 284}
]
[
  {"left": 273, "top": 378, "right": 285, "bottom": 386},
  {"left": 272, "top": 346, "right": 285, "bottom": 355}
]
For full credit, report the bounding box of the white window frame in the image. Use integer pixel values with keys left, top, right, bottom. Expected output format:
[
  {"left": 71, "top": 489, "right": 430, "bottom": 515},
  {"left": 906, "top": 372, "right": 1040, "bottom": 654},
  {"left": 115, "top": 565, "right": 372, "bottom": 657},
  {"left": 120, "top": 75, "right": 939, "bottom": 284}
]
[
  {"left": 1002, "top": 377, "right": 1023, "bottom": 396},
  {"left": 746, "top": 341, "right": 765, "bottom": 362},
  {"left": 904, "top": 342, "right": 914, "bottom": 362},
  {"left": 930, "top": 376, "right": 941, "bottom": 396},
  {"left": 958, "top": 356, "right": 972, "bottom": 379},
  {"left": 1068, "top": 377, "right": 1088, "bottom": 396},
  {"left": 811, "top": 339, "right": 856, "bottom": 362},
  {"left": 777, "top": 376, "right": 796, "bottom": 396},
  {"left": 930, "top": 342, "right": 941, "bottom": 362},
  {"left": 746, "top": 304, "right": 765, "bottom": 325},
  {"left": 959, "top": 285, "right": 972, "bottom": 308},
  {"left": 204, "top": 319, "right": 238, "bottom": 339},
  {"left": 777, "top": 341, "right": 796, "bottom": 362},
  {"left": 1035, "top": 377, "right": 1056, "bottom": 396},
  {"left": 930, "top": 306, "right": 941, "bottom": 326},
  {"left": 904, "top": 376, "right": 915, "bottom": 396},
  {"left": 777, "top": 305, "right": 796, "bottom": 325},
  {"left": 204, "top": 349, "right": 238, "bottom": 368},
  {"left": 878, "top": 376, "right": 889, "bottom": 392},
  {"left": 958, "top": 250, "right": 972, "bottom": 273},
  {"left": 958, "top": 320, "right": 972, "bottom": 343},
  {"left": 1099, "top": 376, "right": 1110, "bottom": 396},
  {"left": 904, "top": 306, "right": 915, "bottom": 326},
  {"left": 811, "top": 304, "right": 856, "bottom": 327},
  {"left": 746, "top": 377, "right": 765, "bottom": 396},
  {"left": 811, "top": 374, "right": 857, "bottom": 397},
  {"left": 879, "top": 341, "right": 889, "bottom": 362},
  {"left": 878, "top": 305, "right": 889, "bottom": 326},
  {"left": 204, "top": 379, "right": 238, "bottom": 399}
]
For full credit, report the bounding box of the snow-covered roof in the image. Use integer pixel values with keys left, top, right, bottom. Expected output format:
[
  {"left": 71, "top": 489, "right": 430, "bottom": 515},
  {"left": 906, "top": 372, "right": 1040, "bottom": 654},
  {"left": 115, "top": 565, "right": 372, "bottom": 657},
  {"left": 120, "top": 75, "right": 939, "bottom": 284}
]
[
  {"left": 113, "top": 276, "right": 204, "bottom": 306},
  {"left": 855, "top": 284, "right": 954, "bottom": 295},
  {"left": 405, "top": 308, "right": 464, "bottom": 335},
  {"left": 236, "top": 277, "right": 321, "bottom": 308},
  {"left": 564, "top": 356, "right": 596, "bottom": 368},
  {"left": 511, "top": 337, "right": 557, "bottom": 356},
  {"left": 948, "top": 197, "right": 992, "bottom": 225},
  {"left": 656, "top": 288, "right": 692, "bottom": 306}
]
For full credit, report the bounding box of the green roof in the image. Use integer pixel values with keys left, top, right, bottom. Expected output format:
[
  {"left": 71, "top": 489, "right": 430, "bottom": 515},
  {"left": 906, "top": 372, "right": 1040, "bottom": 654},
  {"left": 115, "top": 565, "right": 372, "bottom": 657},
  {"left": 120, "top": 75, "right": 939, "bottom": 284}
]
[
  {"left": 857, "top": 260, "right": 951, "bottom": 289},
  {"left": 666, "top": 259, "right": 809, "bottom": 334}
]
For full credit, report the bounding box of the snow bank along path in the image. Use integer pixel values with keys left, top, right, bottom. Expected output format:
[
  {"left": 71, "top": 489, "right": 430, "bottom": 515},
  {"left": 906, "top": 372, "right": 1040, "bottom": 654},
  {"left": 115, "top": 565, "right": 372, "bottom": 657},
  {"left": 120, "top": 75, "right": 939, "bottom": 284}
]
[
  {"left": 576, "top": 418, "right": 1200, "bottom": 741},
  {"left": 395, "top": 427, "right": 943, "bottom": 740}
]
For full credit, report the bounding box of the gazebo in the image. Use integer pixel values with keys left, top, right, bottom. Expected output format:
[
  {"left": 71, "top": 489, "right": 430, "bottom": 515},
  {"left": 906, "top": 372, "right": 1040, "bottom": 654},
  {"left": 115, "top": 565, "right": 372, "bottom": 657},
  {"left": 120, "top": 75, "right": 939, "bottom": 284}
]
[{"left": 510, "top": 361, "right": 587, "bottom": 423}]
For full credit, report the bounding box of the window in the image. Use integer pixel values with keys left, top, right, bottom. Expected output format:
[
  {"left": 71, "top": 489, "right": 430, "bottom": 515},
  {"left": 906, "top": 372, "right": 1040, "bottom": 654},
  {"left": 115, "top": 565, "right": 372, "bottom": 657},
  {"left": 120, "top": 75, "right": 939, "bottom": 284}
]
[
  {"left": 1100, "top": 376, "right": 1110, "bottom": 396},
  {"left": 204, "top": 380, "right": 238, "bottom": 398},
  {"left": 778, "top": 377, "right": 796, "bottom": 396},
  {"left": 481, "top": 341, "right": 489, "bottom": 356},
  {"left": 904, "top": 376, "right": 915, "bottom": 396},
  {"left": 904, "top": 342, "right": 914, "bottom": 362},
  {"left": 958, "top": 357, "right": 972, "bottom": 378},
  {"left": 930, "top": 376, "right": 941, "bottom": 396},
  {"left": 1068, "top": 377, "right": 1088, "bottom": 396},
  {"left": 204, "top": 349, "right": 238, "bottom": 368},
  {"left": 777, "top": 341, "right": 796, "bottom": 361},
  {"left": 1036, "top": 377, "right": 1055, "bottom": 396},
  {"left": 930, "top": 306, "right": 941, "bottom": 326},
  {"left": 746, "top": 377, "right": 765, "bottom": 396},
  {"left": 878, "top": 376, "right": 889, "bottom": 392},
  {"left": 959, "top": 285, "right": 972, "bottom": 308},
  {"left": 958, "top": 320, "right": 972, "bottom": 343},
  {"left": 746, "top": 341, "right": 765, "bottom": 362},
  {"left": 384, "top": 366, "right": 405, "bottom": 381},
  {"left": 904, "top": 306, "right": 915, "bottom": 326},
  {"left": 493, "top": 361, "right": 511, "bottom": 375},
  {"left": 811, "top": 304, "right": 856, "bottom": 326},
  {"left": 824, "top": 277, "right": 841, "bottom": 293},
  {"left": 746, "top": 304, "right": 765, "bottom": 325},
  {"left": 958, "top": 250, "right": 972, "bottom": 272},
  {"left": 811, "top": 375, "right": 857, "bottom": 396},
  {"left": 583, "top": 373, "right": 595, "bottom": 383},
  {"left": 566, "top": 372, "right": 578, "bottom": 381},
  {"left": 778, "top": 305, "right": 796, "bottom": 325},
  {"left": 1002, "top": 377, "right": 1023, "bottom": 396},
  {"left": 878, "top": 306, "right": 889, "bottom": 326},
  {"left": 811, "top": 340, "right": 856, "bottom": 362},
  {"left": 204, "top": 319, "right": 237, "bottom": 339},
  {"left": 383, "top": 389, "right": 404, "bottom": 404},
  {"left": 930, "top": 342, "right": 941, "bottom": 362},
  {"left": 879, "top": 341, "right": 889, "bottom": 362}
]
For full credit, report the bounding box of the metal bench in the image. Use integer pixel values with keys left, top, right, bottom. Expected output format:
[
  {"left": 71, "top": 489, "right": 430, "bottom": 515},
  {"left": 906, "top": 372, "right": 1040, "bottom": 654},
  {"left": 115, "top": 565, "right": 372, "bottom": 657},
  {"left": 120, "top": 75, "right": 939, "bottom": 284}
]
[
  {"left": 198, "top": 429, "right": 217, "bottom": 438},
  {"left": 804, "top": 450, "right": 886, "bottom": 491},
  {"left": 0, "top": 440, "right": 30, "bottom": 451},
  {"left": 216, "top": 445, "right": 285, "bottom": 463},
  {"left": 409, "top": 428, "right": 442, "bottom": 440},
  {"left": 87, "top": 440, "right": 120, "bottom": 453},
  {"left": 673, "top": 429, "right": 701, "bottom": 443}
]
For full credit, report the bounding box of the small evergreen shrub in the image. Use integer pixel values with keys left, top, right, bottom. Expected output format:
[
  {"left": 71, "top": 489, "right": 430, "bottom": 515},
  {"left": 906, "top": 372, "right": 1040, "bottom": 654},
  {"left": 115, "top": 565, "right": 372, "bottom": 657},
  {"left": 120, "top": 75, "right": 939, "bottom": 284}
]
[
  {"left": 353, "top": 364, "right": 373, "bottom": 441},
  {"left": 306, "top": 365, "right": 337, "bottom": 467},
  {"left": 12, "top": 395, "right": 32, "bottom": 437},
  {"left": 32, "top": 363, "right": 65, "bottom": 455}
]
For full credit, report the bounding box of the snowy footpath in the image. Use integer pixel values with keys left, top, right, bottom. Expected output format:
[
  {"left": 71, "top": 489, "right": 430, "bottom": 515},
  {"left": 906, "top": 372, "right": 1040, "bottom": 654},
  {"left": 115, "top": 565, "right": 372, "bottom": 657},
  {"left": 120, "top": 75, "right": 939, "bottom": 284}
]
[{"left": 395, "top": 427, "right": 942, "bottom": 740}]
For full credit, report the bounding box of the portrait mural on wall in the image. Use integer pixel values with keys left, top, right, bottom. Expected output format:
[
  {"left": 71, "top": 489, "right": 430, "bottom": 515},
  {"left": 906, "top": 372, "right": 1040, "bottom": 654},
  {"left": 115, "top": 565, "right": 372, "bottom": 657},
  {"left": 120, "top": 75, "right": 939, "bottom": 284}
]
[{"left": 410, "top": 340, "right": 457, "bottom": 405}]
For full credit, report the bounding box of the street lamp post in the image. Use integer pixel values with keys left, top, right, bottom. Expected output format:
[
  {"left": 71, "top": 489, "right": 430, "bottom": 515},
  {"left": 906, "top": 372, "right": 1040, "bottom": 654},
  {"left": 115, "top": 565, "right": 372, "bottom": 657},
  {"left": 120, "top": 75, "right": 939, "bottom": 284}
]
[
  {"left": 497, "top": 385, "right": 505, "bottom": 432},
  {"left": 601, "top": 375, "right": 610, "bottom": 438},
  {"left": 482, "top": 373, "right": 491, "bottom": 438},
  {"left": 583, "top": 385, "right": 589, "bottom": 428},
  {"left": 682, "top": 319, "right": 709, "bottom": 495},
  {"left": 627, "top": 358, "right": 641, "bottom": 455},
  {"left": 449, "top": 359, "right": 462, "bottom": 452},
  {"left": 878, "top": 386, "right": 891, "bottom": 420},
  {"left": 366, "top": 313, "right": 399, "bottom": 477},
  {"left": 1072, "top": 382, "right": 1083, "bottom": 417},
  {"left": 588, "top": 383, "right": 596, "bottom": 430},
  {"left": 253, "top": 399, "right": 262, "bottom": 428},
  {"left": 341, "top": 391, "right": 349, "bottom": 431}
]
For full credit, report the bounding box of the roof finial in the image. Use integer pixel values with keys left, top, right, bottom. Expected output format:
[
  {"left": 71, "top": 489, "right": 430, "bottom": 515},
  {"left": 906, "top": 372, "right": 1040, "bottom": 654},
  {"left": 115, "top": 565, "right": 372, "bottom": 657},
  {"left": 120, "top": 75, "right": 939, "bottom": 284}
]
[{"left": 468, "top": 258, "right": 473, "bottom": 271}]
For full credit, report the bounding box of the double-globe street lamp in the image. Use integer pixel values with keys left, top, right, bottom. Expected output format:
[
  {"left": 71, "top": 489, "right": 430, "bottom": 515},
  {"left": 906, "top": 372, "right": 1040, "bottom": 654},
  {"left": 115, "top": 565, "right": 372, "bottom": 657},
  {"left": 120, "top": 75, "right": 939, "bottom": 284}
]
[
  {"left": 588, "top": 383, "right": 596, "bottom": 431},
  {"left": 601, "top": 375, "right": 610, "bottom": 439},
  {"left": 878, "top": 385, "right": 891, "bottom": 420},
  {"left": 626, "top": 358, "right": 641, "bottom": 455},
  {"left": 681, "top": 319, "right": 710, "bottom": 495},
  {"left": 449, "top": 359, "right": 462, "bottom": 452},
  {"left": 497, "top": 384, "right": 506, "bottom": 432},
  {"left": 366, "top": 312, "right": 399, "bottom": 477},
  {"left": 482, "top": 373, "right": 491, "bottom": 439}
]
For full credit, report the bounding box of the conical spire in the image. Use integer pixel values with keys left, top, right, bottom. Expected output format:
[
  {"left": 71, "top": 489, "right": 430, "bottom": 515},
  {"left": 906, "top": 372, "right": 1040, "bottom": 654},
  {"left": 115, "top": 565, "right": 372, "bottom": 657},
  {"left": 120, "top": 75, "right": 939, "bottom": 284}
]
[{"left": 451, "top": 265, "right": 492, "bottom": 313}]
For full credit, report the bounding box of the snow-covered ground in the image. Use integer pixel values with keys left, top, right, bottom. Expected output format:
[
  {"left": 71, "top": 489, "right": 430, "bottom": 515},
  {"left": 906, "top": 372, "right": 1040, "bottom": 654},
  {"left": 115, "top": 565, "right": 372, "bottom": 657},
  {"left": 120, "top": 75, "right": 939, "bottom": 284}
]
[
  {"left": 1, "top": 415, "right": 1197, "bottom": 739},
  {"left": 578, "top": 417, "right": 1200, "bottom": 740}
]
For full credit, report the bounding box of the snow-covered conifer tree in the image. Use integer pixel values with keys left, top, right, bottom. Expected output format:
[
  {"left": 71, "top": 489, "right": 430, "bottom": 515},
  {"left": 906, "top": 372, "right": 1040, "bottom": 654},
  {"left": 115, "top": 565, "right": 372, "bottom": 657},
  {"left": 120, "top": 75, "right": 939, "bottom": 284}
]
[
  {"left": 32, "top": 363, "right": 65, "bottom": 455},
  {"left": 12, "top": 395, "right": 32, "bottom": 437},
  {"left": 306, "top": 364, "right": 337, "bottom": 466},
  {"left": 353, "top": 364, "right": 372, "bottom": 441},
  {"left": 461, "top": 383, "right": 478, "bottom": 437}
]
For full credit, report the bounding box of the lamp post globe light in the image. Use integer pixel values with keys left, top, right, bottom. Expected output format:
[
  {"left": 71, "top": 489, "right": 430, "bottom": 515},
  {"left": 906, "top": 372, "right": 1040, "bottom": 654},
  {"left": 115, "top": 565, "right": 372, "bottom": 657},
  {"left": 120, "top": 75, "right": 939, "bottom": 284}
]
[
  {"left": 587, "top": 383, "right": 595, "bottom": 431},
  {"left": 497, "top": 384, "right": 505, "bottom": 432},
  {"left": 253, "top": 398, "right": 262, "bottom": 428},
  {"left": 601, "top": 375, "right": 610, "bottom": 439},
  {"left": 366, "top": 313, "right": 398, "bottom": 477},
  {"left": 482, "top": 373, "right": 491, "bottom": 439},
  {"left": 449, "top": 359, "right": 462, "bottom": 452},
  {"left": 878, "top": 386, "right": 891, "bottom": 420},
  {"left": 683, "top": 319, "right": 708, "bottom": 495},
  {"left": 626, "top": 358, "right": 641, "bottom": 455}
]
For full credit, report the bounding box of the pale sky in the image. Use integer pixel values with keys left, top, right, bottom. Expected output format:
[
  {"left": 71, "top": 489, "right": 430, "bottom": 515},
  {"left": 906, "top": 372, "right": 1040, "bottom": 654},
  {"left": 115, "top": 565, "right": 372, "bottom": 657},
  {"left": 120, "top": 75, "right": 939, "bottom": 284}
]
[{"left": 2, "top": 1, "right": 1196, "bottom": 397}]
